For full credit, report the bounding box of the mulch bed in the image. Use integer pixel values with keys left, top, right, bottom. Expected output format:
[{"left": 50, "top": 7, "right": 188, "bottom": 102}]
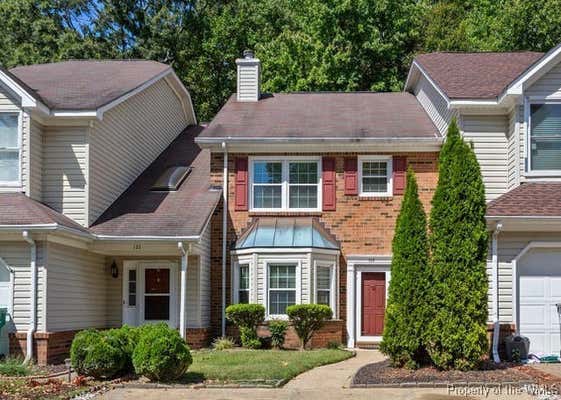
[{"left": 352, "top": 360, "right": 538, "bottom": 387}]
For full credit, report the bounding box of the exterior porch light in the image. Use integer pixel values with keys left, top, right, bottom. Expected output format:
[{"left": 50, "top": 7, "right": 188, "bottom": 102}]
[{"left": 110, "top": 261, "right": 119, "bottom": 279}]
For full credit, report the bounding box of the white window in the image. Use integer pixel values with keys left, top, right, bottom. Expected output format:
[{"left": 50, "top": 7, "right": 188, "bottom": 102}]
[
  {"left": 238, "top": 264, "right": 250, "bottom": 304},
  {"left": 358, "top": 156, "right": 392, "bottom": 197},
  {"left": 315, "top": 265, "right": 334, "bottom": 307},
  {"left": 268, "top": 264, "right": 297, "bottom": 316},
  {"left": 529, "top": 102, "right": 561, "bottom": 171},
  {"left": 250, "top": 157, "right": 321, "bottom": 211},
  {"left": 0, "top": 113, "right": 21, "bottom": 185}
]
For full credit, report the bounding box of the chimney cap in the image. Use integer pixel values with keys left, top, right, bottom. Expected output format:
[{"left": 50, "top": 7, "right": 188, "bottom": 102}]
[{"left": 243, "top": 49, "right": 254, "bottom": 59}]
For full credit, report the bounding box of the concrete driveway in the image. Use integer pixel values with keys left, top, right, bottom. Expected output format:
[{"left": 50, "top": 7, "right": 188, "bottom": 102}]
[{"left": 98, "top": 350, "right": 536, "bottom": 400}]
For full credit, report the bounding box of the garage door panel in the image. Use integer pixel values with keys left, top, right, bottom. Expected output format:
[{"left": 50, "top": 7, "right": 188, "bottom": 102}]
[
  {"left": 520, "top": 277, "right": 547, "bottom": 298},
  {"left": 520, "top": 304, "right": 547, "bottom": 327},
  {"left": 551, "top": 278, "right": 561, "bottom": 297}
]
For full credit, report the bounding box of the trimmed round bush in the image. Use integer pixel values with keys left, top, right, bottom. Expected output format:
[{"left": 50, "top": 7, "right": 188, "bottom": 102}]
[
  {"left": 286, "top": 304, "right": 332, "bottom": 350},
  {"left": 132, "top": 323, "right": 192, "bottom": 381},
  {"left": 106, "top": 325, "right": 138, "bottom": 373},
  {"left": 225, "top": 303, "right": 265, "bottom": 348},
  {"left": 70, "top": 329, "right": 127, "bottom": 379}
]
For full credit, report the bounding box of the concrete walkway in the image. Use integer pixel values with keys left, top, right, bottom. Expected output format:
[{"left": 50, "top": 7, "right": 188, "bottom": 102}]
[{"left": 98, "top": 350, "right": 537, "bottom": 400}]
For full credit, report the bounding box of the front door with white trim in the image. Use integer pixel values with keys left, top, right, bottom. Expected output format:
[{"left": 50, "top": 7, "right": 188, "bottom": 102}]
[{"left": 122, "top": 262, "right": 178, "bottom": 328}]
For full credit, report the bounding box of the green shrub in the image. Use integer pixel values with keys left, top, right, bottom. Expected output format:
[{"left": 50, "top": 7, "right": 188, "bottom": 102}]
[
  {"left": 225, "top": 304, "right": 265, "bottom": 348},
  {"left": 70, "top": 329, "right": 127, "bottom": 379},
  {"left": 426, "top": 118, "right": 489, "bottom": 370},
  {"left": 106, "top": 325, "right": 138, "bottom": 373},
  {"left": 269, "top": 319, "right": 288, "bottom": 349},
  {"left": 212, "top": 337, "right": 235, "bottom": 351},
  {"left": 0, "top": 357, "right": 31, "bottom": 376},
  {"left": 380, "top": 168, "right": 430, "bottom": 369},
  {"left": 286, "top": 304, "right": 332, "bottom": 350},
  {"left": 132, "top": 323, "right": 192, "bottom": 381},
  {"left": 327, "top": 341, "right": 342, "bottom": 350},
  {"left": 70, "top": 329, "right": 102, "bottom": 376}
]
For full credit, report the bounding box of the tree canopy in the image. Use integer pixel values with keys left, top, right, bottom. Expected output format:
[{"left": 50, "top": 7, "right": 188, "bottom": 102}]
[{"left": 1, "top": 0, "right": 560, "bottom": 121}]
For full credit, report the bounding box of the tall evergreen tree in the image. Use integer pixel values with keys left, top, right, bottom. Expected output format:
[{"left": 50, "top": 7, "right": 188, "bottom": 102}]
[
  {"left": 426, "top": 118, "right": 489, "bottom": 371},
  {"left": 380, "top": 168, "right": 430, "bottom": 368}
]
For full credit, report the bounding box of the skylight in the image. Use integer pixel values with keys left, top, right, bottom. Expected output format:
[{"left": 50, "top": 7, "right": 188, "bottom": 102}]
[{"left": 151, "top": 166, "right": 191, "bottom": 191}]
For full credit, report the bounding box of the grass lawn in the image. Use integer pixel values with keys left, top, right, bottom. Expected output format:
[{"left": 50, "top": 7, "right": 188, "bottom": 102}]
[{"left": 183, "top": 349, "right": 353, "bottom": 383}]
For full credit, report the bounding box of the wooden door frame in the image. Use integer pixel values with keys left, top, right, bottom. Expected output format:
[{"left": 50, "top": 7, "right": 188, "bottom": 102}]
[{"left": 355, "top": 265, "right": 391, "bottom": 343}]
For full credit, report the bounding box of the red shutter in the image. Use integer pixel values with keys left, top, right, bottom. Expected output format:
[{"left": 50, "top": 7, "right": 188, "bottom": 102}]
[
  {"left": 393, "top": 156, "right": 407, "bottom": 195},
  {"left": 344, "top": 157, "right": 358, "bottom": 195},
  {"left": 322, "top": 157, "right": 336, "bottom": 211},
  {"left": 235, "top": 157, "right": 248, "bottom": 211}
]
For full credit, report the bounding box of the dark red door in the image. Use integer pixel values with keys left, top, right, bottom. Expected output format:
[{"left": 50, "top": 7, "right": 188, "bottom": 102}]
[{"left": 361, "top": 272, "right": 386, "bottom": 336}]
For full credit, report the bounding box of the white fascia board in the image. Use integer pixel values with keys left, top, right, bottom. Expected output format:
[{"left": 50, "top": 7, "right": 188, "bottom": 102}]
[
  {"left": 0, "top": 70, "right": 41, "bottom": 108},
  {"left": 50, "top": 110, "right": 99, "bottom": 118},
  {"left": 94, "top": 234, "right": 201, "bottom": 242}
]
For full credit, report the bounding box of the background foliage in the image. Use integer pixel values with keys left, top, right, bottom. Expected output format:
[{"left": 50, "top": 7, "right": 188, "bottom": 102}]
[{"left": 2, "top": 0, "right": 560, "bottom": 121}]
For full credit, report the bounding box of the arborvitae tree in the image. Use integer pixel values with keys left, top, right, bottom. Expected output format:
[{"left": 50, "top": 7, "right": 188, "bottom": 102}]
[
  {"left": 380, "top": 168, "right": 430, "bottom": 368},
  {"left": 425, "top": 118, "right": 489, "bottom": 371}
]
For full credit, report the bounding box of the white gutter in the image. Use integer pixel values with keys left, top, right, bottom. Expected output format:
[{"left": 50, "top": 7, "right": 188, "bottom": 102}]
[
  {"left": 178, "top": 242, "right": 189, "bottom": 340},
  {"left": 491, "top": 222, "right": 503, "bottom": 363},
  {"left": 21, "top": 231, "right": 36, "bottom": 364},
  {"left": 196, "top": 136, "right": 443, "bottom": 144},
  {"left": 221, "top": 142, "right": 228, "bottom": 337}
]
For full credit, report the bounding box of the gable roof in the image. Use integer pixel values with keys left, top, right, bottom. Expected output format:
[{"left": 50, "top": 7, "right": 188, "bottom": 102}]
[
  {"left": 8, "top": 60, "right": 170, "bottom": 111},
  {"left": 487, "top": 183, "right": 561, "bottom": 217},
  {"left": 413, "top": 52, "right": 544, "bottom": 100},
  {"left": 0, "top": 193, "right": 89, "bottom": 233},
  {"left": 90, "top": 125, "right": 221, "bottom": 238},
  {"left": 198, "top": 92, "right": 440, "bottom": 141}
]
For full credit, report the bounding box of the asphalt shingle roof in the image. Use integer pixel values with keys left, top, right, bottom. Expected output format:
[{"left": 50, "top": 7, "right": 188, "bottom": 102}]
[{"left": 487, "top": 183, "right": 561, "bottom": 217}]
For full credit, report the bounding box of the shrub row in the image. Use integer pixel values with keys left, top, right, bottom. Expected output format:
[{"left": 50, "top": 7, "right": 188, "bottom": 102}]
[
  {"left": 225, "top": 303, "right": 332, "bottom": 350},
  {"left": 70, "top": 323, "right": 192, "bottom": 381}
]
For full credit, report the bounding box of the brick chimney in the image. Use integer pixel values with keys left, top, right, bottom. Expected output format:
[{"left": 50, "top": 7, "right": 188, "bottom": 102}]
[{"left": 236, "top": 50, "right": 260, "bottom": 102}]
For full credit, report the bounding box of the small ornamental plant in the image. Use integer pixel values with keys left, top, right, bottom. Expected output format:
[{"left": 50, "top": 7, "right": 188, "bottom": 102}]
[
  {"left": 225, "top": 303, "right": 265, "bottom": 349},
  {"left": 132, "top": 323, "right": 192, "bottom": 381},
  {"left": 286, "top": 304, "right": 332, "bottom": 350},
  {"left": 268, "top": 319, "right": 288, "bottom": 349}
]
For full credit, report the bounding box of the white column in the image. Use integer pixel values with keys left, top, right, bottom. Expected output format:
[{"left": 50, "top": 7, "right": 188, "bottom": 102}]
[
  {"left": 178, "top": 243, "right": 189, "bottom": 339},
  {"left": 346, "top": 263, "right": 356, "bottom": 348}
]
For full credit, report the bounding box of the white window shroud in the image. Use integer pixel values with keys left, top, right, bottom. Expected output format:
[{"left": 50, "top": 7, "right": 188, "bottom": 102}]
[
  {"left": 314, "top": 261, "right": 337, "bottom": 312},
  {"left": 527, "top": 100, "right": 561, "bottom": 173},
  {"left": 264, "top": 260, "right": 301, "bottom": 318},
  {"left": 358, "top": 155, "right": 392, "bottom": 197},
  {"left": 249, "top": 156, "right": 321, "bottom": 211},
  {"left": 0, "top": 112, "right": 22, "bottom": 186}
]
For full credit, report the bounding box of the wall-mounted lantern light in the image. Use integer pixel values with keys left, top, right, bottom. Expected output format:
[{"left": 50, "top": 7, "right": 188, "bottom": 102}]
[{"left": 111, "top": 261, "right": 119, "bottom": 279}]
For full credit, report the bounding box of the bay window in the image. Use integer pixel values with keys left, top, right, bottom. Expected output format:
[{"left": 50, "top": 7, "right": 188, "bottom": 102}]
[
  {"left": 0, "top": 113, "right": 20, "bottom": 185},
  {"left": 315, "top": 265, "right": 332, "bottom": 307},
  {"left": 530, "top": 103, "right": 561, "bottom": 171},
  {"left": 250, "top": 158, "right": 320, "bottom": 211},
  {"left": 268, "top": 264, "right": 296, "bottom": 316},
  {"left": 358, "top": 156, "right": 392, "bottom": 196},
  {"left": 238, "top": 264, "right": 250, "bottom": 304}
]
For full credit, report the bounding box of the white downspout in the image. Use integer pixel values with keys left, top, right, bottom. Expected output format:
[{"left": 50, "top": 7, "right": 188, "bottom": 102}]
[
  {"left": 178, "top": 242, "right": 189, "bottom": 340},
  {"left": 221, "top": 142, "right": 228, "bottom": 337},
  {"left": 22, "top": 231, "right": 36, "bottom": 364},
  {"left": 491, "top": 222, "right": 503, "bottom": 363}
]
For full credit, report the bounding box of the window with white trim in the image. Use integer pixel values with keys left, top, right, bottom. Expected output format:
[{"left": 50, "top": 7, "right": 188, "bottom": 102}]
[
  {"left": 359, "top": 156, "right": 392, "bottom": 196},
  {"left": 268, "top": 264, "right": 296, "bottom": 315},
  {"left": 238, "top": 264, "right": 250, "bottom": 304},
  {"left": 250, "top": 158, "right": 320, "bottom": 211},
  {"left": 315, "top": 265, "right": 332, "bottom": 307},
  {"left": 529, "top": 103, "right": 561, "bottom": 171},
  {"left": 0, "top": 113, "right": 20, "bottom": 185}
]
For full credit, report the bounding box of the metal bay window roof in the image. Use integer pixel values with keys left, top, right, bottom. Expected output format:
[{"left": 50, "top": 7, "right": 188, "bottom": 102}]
[{"left": 235, "top": 217, "right": 339, "bottom": 250}]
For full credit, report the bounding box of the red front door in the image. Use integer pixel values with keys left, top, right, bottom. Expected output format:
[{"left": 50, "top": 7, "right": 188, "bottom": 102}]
[{"left": 361, "top": 272, "right": 386, "bottom": 336}]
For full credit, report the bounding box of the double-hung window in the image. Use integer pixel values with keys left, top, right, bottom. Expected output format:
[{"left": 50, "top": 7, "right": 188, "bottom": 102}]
[
  {"left": 238, "top": 264, "right": 250, "bottom": 304},
  {"left": 250, "top": 158, "right": 320, "bottom": 211},
  {"left": 0, "top": 113, "right": 20, "bottom": 185},
  {"left": 359, "top": 156, "right": 392, "bottom": 196},
  {"left": 268, "top": 264, "right": 296, "bottom": 316},
  {"left": 315, "top": 265, "right": 332, "bottom": 307},
  {"left": 529, "top": 103, "right": 561, "bottom": 171}
]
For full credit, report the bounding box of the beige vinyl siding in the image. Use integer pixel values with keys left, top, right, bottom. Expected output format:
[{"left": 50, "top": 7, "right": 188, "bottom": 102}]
[
  {"left": 28, "top": 118, "right": 44, "bottom": 200},
  {"left": 89, "top": 79, "right": 191, "bottom": 225},
  {"left": 45, "top": 243, "right": 108, "bottom": 332},
  {"left": 42, "top": 127, "right": 88, "bottom": 226},
  {"left": 461, "top": 115, "right": 509, "bottom": 201},
  {"left": 526, "top": 63, "right": 561, "bottom": 99},
  {"left": 413, "top": 74, "right": 455, "bottom": 135},
  {"left": 487, "top": 231, "right": 561, "bottom": 324},
  {"left": 0, "top": 241, "right": 46, "bottom": 332}
]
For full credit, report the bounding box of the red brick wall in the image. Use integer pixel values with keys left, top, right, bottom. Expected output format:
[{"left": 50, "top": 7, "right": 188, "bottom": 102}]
[{"left": 209, "top": 152, "right": 439, "bottom": 338}]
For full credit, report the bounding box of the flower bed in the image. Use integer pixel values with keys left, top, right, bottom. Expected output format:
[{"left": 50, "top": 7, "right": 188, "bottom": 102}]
[{"left": 352, "top": 360, "right": 537, "bottom": 387}]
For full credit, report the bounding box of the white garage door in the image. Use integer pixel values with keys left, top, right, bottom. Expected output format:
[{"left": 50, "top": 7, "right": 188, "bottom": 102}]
[{"left": 519, "top": 249, "right": 561, "bottom": 356}]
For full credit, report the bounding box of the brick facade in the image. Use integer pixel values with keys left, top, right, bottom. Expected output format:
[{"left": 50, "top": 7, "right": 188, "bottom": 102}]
[{"left": 209, "top": 152, "right": 439, "bottom": 343}]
